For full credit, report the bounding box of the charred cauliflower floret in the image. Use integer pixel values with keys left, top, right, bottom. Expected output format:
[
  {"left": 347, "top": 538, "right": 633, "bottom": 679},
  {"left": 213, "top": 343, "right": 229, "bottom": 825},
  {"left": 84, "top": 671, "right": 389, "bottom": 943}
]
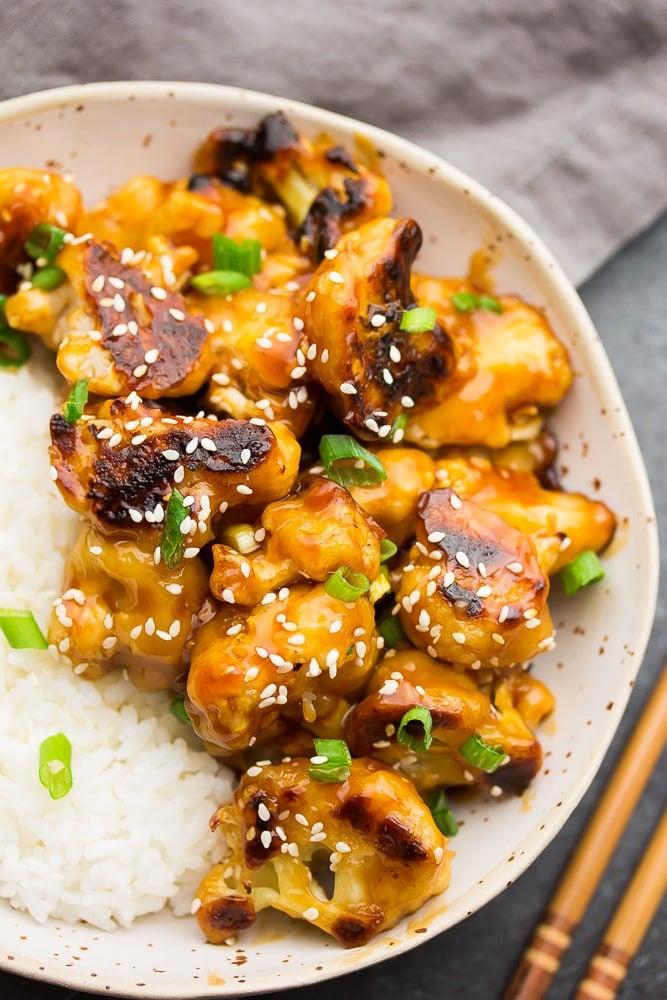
[
  {"left": 299, "top": 216, "right": 455, "bottom": 439},
  {"left": 436, "top": 454, "right": 615, "bottom": 574},
  {"left": 405, "top": 275, "right": 573, "bottom": 448},
  {"left": 186, "top": 583, "right": 379, "bottom": 751},
  {"left": 193, "top": 757, "right": 451, "bottom": 947},
  {"left": 0, "top": 168, "right": 81, "bottom": 288},
  {"left": 346, "top": 649, "right": 553, "bottom": 795},
  {"left": 396, "top": 488, "right": 554, "bottom": 668},
  {"left": 48, "top": 523, "right": 212, "bottom": 691},
  {"left": 193, "top": 112, "right": 392, "bottom": 260},
  {"left": 210, "top": 476, "right": 384, "bottom": 606},
  {"left": 49, "top": 397, "right": 300, "bottom": 546},
  {"left": 348, "top": 446, "right": 436, "bottom": 547}
]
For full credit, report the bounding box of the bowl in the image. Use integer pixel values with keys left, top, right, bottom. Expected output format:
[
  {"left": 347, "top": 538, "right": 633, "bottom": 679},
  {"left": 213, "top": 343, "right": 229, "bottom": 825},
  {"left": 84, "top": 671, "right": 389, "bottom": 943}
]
[{"left": 0, "top": 81, "right": 659, "bottom": 997}]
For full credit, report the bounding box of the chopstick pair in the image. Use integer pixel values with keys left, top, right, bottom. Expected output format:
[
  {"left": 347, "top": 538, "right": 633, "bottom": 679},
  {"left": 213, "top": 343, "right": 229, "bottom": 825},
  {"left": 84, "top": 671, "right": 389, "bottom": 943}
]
[{"left": 503, "top": 661, "right": 667, "bottom": 1000}]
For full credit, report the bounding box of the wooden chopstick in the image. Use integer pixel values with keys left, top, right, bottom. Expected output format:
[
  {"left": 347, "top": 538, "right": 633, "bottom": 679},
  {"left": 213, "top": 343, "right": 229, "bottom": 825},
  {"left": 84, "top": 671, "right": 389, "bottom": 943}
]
[
  {"left": 573, "top": 807, "right": 667, "bottom": 1000},
  {"left": 503, "top": 662, "right": 667, "bottom": 1000}
]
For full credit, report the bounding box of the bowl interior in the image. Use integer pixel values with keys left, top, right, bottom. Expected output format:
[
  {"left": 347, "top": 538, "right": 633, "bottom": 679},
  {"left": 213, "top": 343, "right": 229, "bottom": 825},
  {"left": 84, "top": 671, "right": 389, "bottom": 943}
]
[{"left": 0, "top": 82, "right": 658, "bottom": 997}]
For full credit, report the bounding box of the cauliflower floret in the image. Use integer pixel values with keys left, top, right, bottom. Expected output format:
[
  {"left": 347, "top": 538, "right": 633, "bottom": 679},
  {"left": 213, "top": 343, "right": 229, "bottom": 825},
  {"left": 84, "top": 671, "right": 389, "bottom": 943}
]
[{"left": 194, "top": 757, "right": 451, "bottom": 947}]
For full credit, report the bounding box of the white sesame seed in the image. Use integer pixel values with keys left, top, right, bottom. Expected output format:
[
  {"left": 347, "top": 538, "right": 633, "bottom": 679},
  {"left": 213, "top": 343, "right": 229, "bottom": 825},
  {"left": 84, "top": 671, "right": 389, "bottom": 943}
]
[
  {"left": 498, "top": 605, "right": 510, "bottom": 623},
  {"left": 128, "top": 508, "right": 143, "bottom": 523},
  {"left": 492, "top": 632, "right": 505, "bottom": 645},
  {"left": 221, "top": 588, "right": 235, "bottom": 603},
  {"left": 174, "top": 465, "right": 185, "bottom": 484},
  {"left": 401, "top": 395, "right": 415, "bottom": 408},
  {"left": 328, "top": 271, "right": 344, "bottom": 284},
  {"left": 507, "top": 561, "right": 524, "bottom": 574},
  {"left": 144, "top": 348, "right": 159, "bottom": 364},
  {"left": 108, "top": 276, "right": 125, "bottom": 290},
  {"left": 169, "top": 307, "right": 185, "bottom": 321},
  {"left": 185, "top": 437, "right": 199, "bottom": 454},
  {"left": 245, "top": 666, "right": 260, "bottom": 681},
  {"left": 371, "top": 313, "right": 386, "bottom": 328},
  {"left": 306, "top": 290, "right": 316, "bottom": 302},
  {"left": 144, "top": 617, "right": 156, "bottom": 636},
  {"left": 525, "top": 618, "right": 542, "bottom": 629},
  {"left": 99, "top": 296, "right": 114, "bottom": 307},
  {"left": 132, "top": 364, "right": 148, "bottom": 378},
  {"left": 524, "top": 608, "right": 538, "bottom": 619},
  {"left": 88, "top": 545, "right": 103, "bottom": 556},
  {"left": 382, "top": 368, "right": 394, "bottom": 384},
  {"left": 162, "top": 449, "right": 180, "bottom": 461},
  {"left": 320, "top": 347, "right": 330, "bottom": 363},
  {"left": 490, "top": 785, "right": 503, "bottom": 797},
  {"left": 150, "top": 286, "right": 167, "bottom": 300},
  {"left": 131, "top": 434, "right": 147, "bottom": 445},
  {"left": 257, "top": 802, "right": 271, "bottom": 822},
  {"left": 156, "top": 629, "right": 172, "bottom": 641},
  {"left": 246, "top": 765, "right": 263, "bottom": 778},
  {"left": 113, "top": 293, "right": 125, "bottom": 312},
  {"left": 339, "top": 382, "right": 357, "bottom": 395},
  {"left": 477, "top": 584, "right": 492, "bottom": 598},
  {"left": 236, "top": 484, "right": 253, "bottom": 496},
  {"left": 108, "top": 432, "right": 123, "bottom": 448},
  {"left": 200, "top": 437, "right": 217, "bottom": 451},
  {"left": 91, "top": 274, "right": 105, "bottom": 292},
  {"left": 428, "top": 531, "right": 445, "bottom": 544},
  {"left": 450, "top": 492, "right": 462, "bottom": 509},
  {"left": 101, "top": 636, "right": 117, "bottom": 650},
  {"left": 452, "top": 632, "right": 466, "bottom": 644}
]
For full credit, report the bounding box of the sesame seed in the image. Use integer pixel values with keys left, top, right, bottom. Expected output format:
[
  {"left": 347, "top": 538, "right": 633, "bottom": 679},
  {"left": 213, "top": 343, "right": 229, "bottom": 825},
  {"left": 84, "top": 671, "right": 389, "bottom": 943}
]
[
  {"left": 524, "top": 608, "right": 538, "bottom": 619},
  {"left": 185, "top": 437, "right": 199, "bottom": 454},
  {"left": 290, "top": 365, "right": 307, "bottom": 379},
  {"left": 127, "top": 320, "right": 139, "bottom": 335},
  {"left": 450, "top": 493, "right": 462, "bottom": 509},
  {"left": 382, "top": 368, "right": 394, "bottom": 385},
  {"left": 245, "top": 666, "right": 259, "bottom": 681},
  {"left": 221, "top": 588, "right": 235, "bottom": 603},
  {"left": 113, "top": 293, "right": 125, "bottom": 312},
  {"left": 145, "top": 617, "right": 156, "bottom": 636},
  {"left": 246, "top": 766, "right": 263, "bottom": 778},
  {"left": 108, "top": 433, "right": 123, "bottom": 448},
  {"left": 165, "top": 583, "right": 183, "bottom": 595},
  {"left": 200, "top": 437, "right": 216, "bottom": 451},
  {"left": 150, "top": 286, "right": 167, "bottom": 300},
  {"left": 131, "top": 434, "right": 147, "bottom": 445},
  {"left": 162, "top": 449, "right": 180, "bottom": 461},
  {"left": 258, "top": 802, "right": 270, "bottom": 822},
  {"left": 310, "top": 755, "right": 328, "bottom": 765},
  {"left": 340, "top": 382, "right": 357, "bottom": 395},
  {"left": 498, "top": 605, "right": 510, "bottom": 623},
  {"left": 128, "top": 508, "right": 143, "bottom": 523},
  {"left": 389, "top": 344, "right": 401, "bottom": 363},
  {"left": 101, "top": 636, "right": 117, "bottom": 650},
  {"left": 310, "top": 831, "right": 327, "bottom": 843},
  {"left": 507, "top": 561, "right": 524, "bottom": 574},
  {"left": 99, "top": 296, "right": 114, "bottom": 307},
  {"left": 328, "top": 271, "right": 344, "bottom": 284},
  {"left": 323, "top": 248, "right": 339, "bottom": 259},
  {"left": 259, "top": 829, "right": 272, "bottom": 850},
  {"left": 477, "top": 584, "right": 492, "bottom": 598},
  {"left": 132, "top": 364, "right": 148, "bottom": 378},
  {"left": 169, "top": 307, "right": 185, "bottom": 321},
  {"left": 91, "top": 274, "right": 105, "bottom": 292},
  {"left": 108, "top": 276, "right": 125, "bottom": 290},
  {"left": 371, "top": 313, "right": 386, "bottom": 328},
  {"left": 236, "top": 484, "right": 253, "bottom": 495},
  {"left": 401, "top": 395, "right": 415, "bottom": 408},
  {"left": 144, "top": 348, "right": 159, "bottom": 364},
  {"left": 456, "top": 551, "right": 470, "bottom": 568},
  {"left": 111, "top": 323, "right": 128, "bottom": 337},
  {"left": 255, "top": 301, "right": 268, "bottom": 315},
  {"left": 256, "top": 337, "right": 272, "bottom": 350},
  {"left": 305, "top": 290, "right": 316, "bottom": 302},
  {"left": 320, "top": 347, "right": 330, "bottom": 363},
  {"left": 428, "top": 531, "right": 445, "bottom": 544},
  {"left": 434, "top": 846, "right": 445, "bottom": 863},
  {"left": 492, "top": 633, "right": 505, "bottom": 645},
  {"left": 174, "top": 465, "right": 185, "bottom": 484},
  {"left": 452, "top": 632, "right": 466, "bottom": 644},
  {"left": 306, "top": 343, "right": 317, "bottom": 360},
  {"left": 89, "top": 545, "right": 103, "bottom": 556},
  {"left": 190, "top": 897, "right": 202, "bottom": 915},
  {"left": 295, "top": 813, "right": 309, "bottom": 826},
  {"left": 129, "top": 625, "right": 143, "bottom": 640},
  {"left": 156, "top": 629, "right": 172, "bottom": 641},
  {"left": 525, "top": 618, "right": 542, "bottom": 629},
  {"left": 490, "top": 785, "right": 503, "bottom": 797}
]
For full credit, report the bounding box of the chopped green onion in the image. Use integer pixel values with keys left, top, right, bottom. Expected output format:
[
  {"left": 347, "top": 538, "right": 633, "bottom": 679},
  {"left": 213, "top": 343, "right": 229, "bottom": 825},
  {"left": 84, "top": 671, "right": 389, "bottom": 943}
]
[
  {"left": 459, "top": 733, "right": 507, "bottom": 773},
  {"left": 169, "top": 697, "right": 191, "bottom": 725},
  {"left": 397, "top": 706, "right": 433, "bottom": 752},
  {"left": 389, "top": 413, "right": 408, "bottom": 441},
  {"left": 319, "top": 434, "right": 387, "bottom": 487},
  {"left": 0, "top": 327, "right": 31, "bottom": 369},
  {"left": 427, "top": 789, "right": 459, "bottom": 837},
  {"left": 369, "top": 566, "right": 392, "bottom": 604},
  {"left": 377, "top": 612, "right": 406, "bottom": 649},
  {"left": 399, "top": 306, "right": 438, "bottom": 333},
  {"left": 0, "top": 608, "right": 48, "bottom": 649},
  {"left": 31, "top": 264, "right": 66, "bottom": 291},
  {"left": 190, "top": 270, "right": 252, "bottom": 296},
  {"left": 308, "top": 737, "right": 352, "bottom": 783},
  {"left": 212, "top": 233, "right": 262, "bottom": 277},
  {"left": 160, "top": 489, "right": 187, "bottom": 569},
  {"left": 24, "top": 222, "right": 68, "bottom": 263},
  {"left": 62, "top": 378, "right": 89, "bottom": 423},
  {"left": 451, "top": 291, "right": 503, "bottom": 314},
  {"left": 560, "top": 549, "right": 605, "bottom": 596},
  {"left": 38, "top": 733, "right": 73, "bottom": 799},
  {"left": 380, "top": 538, "right": 397, "bottom": 562},
  {"left": 324, "top": 566, "right": 370, "bottom": 602},
  {"left": 221, "top": 523, "right": 260, "bottom": 554}
]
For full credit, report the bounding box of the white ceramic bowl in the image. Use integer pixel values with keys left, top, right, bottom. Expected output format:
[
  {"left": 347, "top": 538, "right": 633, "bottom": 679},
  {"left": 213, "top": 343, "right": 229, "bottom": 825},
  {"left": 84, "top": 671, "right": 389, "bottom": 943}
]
[{"left": 0, "top": 82, "right": 659, "bottom": 997}]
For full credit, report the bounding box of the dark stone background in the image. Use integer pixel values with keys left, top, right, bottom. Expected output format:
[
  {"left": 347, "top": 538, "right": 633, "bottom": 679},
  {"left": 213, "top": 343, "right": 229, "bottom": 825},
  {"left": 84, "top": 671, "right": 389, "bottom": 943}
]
[{"left": 2, "top": 214, "right": 665, "bottom": 1000}]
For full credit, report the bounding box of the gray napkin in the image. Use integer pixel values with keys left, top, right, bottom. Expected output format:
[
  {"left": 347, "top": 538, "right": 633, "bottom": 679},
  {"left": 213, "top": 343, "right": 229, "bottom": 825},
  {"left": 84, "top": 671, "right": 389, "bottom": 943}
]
[{"left": 2, "top": 0, "right": 666, "bottom": 284}]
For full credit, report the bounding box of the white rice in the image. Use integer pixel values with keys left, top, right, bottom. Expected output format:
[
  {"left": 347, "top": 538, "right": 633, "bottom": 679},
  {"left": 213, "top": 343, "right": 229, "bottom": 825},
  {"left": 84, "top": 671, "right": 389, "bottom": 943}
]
[{"left": 0, "top": 350, "right": 231, "bottom": 931}]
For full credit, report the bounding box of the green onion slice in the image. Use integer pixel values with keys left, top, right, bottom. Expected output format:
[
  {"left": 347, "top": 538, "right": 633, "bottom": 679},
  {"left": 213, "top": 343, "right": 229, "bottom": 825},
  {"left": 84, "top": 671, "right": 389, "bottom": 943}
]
[
  {"left": 459, "top": 733, "right": 507, "bottom": 773},
  {"left": 169, "top": 697, "right": 191, "bottom": 725},
  {"left": 221, "top": 523, "right": 260, "bottom": 554},
  {"left": 38, "top": 733, "right": 73, "bottom": 799},
  {"left": 397, "top": 705, "right": 433, "bottom": 752},
  {"left": 0, "top": 608, "right": 48, "bottom": 649},
  {"left": 324, "top": 566, "right": 370, "bottom": 602},
  {"left": 380, "top": 538, "right": 397, "bottom": 562},
  {"left": 309, "top": 737, "right": 352, "bottom": 783},
  {"left": 62, "top": 378, "right": 89, "bottom": 423},
  {"left": 451, "top": 291, "right": 503, "bottom": 314},
  {"left": 212, "top": 233, "right": 262, "bottom": 277},
  {"left": 31, "top": 264, "right": 66, "bottom": 291},
  {"left": 24, "top": 222, "right": 68, "bottom": 263},
  {"left": 160, "top": 489, "right": 187, "bottom": 569},
  {"left": 190, "top": 270, "right": 252, "bottom": 296},
  {"left": 319, "top": 434, "right": 387, "bottom": 487},
  {"left": 399, "top": 306, "right": 438, "bottom": 333},
  {"left": 0, "top": 327, "right": 31, "bottom": 369},
  {"left": 560, "top": 549, "right": 605, "bottom": 596},
  {"left": 427, "top": 788, "right": 459, "bottom": 837},
  {"left": 377, "top": 612, "right": 406, "bottom": 649}
]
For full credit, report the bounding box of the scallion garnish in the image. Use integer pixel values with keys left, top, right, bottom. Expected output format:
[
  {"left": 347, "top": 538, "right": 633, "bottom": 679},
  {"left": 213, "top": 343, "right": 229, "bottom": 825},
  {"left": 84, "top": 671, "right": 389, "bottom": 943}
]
[
  {"left": 38, "top": 733, "right": 73, "bottom": 799},
  {"left": 221, "top": 523, "right": 260, "bottom": 554},
  {"left": 323, "top": 566, "right": 370, "bottom": 602},
  {"left": 0, "top": 608, "right": 48, "bottom": 649},
  {"left": 31, "top": 264, "right": 66, "bottom": 291},
  {"left": 377, "top": 613, "right": 406, "bottom": 649},
  {"left": 190, "top": 270, "right": 252, "bottom": 296},
  {"left": 24, "top": 222, "right": 68, "bottom": 263},
  {"left": 399, "top": 306, "right": 438, "bottom": 333},
  {"left": 397, "top": 705, "right": 433, "bottom": 752},
  {"left": 459, "top": 733, "right": 507, "bottom": 773},
  {"left": 169, "top": 697, "right": 191, "bottom": 725},
  {"left": 560, "top": 549, "right": 605, "bottom": 596},
  {"left": 451, "top": 291, "right": 503, "bottom": 314},
  {"left": 319, "top": 434, "right": 387, "bottom": 487},
  {"left": 212, "top": 233, "right": 262, "bottom": 277},
  {"left": 62, "top": 378, "right": 89, "bottom": 423},
  {"left": 427, "top": 788, "right": 459, "bottom": 837},
  {"left": 308, "top": 737, "right": 352, "bottom": 783},
  {"left": 380, "top": 538, "right": 397, "bottom": 562},
  {"left": 160, "top": 489, "right": 187, "bottom": 569},
  {"left": 0, "top": 327, "right": 31, "bottom": 369}
]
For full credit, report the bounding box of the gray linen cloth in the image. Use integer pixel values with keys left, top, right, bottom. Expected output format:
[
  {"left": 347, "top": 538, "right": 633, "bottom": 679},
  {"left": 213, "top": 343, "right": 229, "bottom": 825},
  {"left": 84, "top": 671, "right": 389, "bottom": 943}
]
[{"left": 1, "top": 0, "right": 666, "bottom": 284}]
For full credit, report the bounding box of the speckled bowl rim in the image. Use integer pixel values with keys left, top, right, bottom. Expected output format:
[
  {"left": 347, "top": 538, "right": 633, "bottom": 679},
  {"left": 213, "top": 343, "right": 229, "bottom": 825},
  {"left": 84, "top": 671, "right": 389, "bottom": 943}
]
[{"left": 0, "top": 80, "right": 659, "bottom": 997}]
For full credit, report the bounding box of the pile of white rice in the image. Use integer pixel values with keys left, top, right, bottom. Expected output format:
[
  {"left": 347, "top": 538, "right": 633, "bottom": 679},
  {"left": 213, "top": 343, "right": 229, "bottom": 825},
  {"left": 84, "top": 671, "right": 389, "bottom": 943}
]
[{"left": 0, "top": 351, "right": 231, "bottom": 931}]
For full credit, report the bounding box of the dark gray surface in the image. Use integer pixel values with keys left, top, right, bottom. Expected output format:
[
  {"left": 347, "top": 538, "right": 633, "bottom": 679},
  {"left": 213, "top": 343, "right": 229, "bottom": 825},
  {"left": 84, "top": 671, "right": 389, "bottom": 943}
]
[{"left": 1, "top": 215, "right": 665, "bottom": 1000}]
